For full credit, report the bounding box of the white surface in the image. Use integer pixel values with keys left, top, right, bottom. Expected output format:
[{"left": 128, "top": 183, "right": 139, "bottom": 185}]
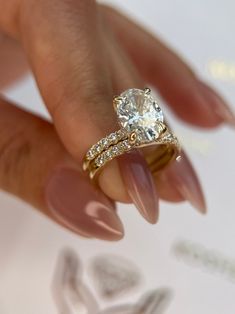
[{"left": 1, "top": 1, "right": 235, "bottom": 313}]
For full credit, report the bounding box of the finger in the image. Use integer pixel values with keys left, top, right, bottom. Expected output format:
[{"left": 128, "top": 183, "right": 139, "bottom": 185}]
[
  {"left": 155, "top": 152, "right": 206, "bottom": 213},
  {"left": 0, "top": 96, "right": 124, "bottom": 241},
  {"left": 103, "top": 23, "right": 204, "bottom": 218},
  {"left": 101, "top": 5, "right": 235, "bottom": 128},
  {"left": 0, "top": 1, "right": 204, "bottom": 222},
  {"left": 0, "top": 33, "right": 28, "bottom": 89},
  {"left": 100, "top": 24, "right": 159, "bottom": 224},
  {"left": 0, "top": 0, "right": 130, "bottom": 203},
  {"left": 0, "top": 0, "right": 161, "bottom": 226}
]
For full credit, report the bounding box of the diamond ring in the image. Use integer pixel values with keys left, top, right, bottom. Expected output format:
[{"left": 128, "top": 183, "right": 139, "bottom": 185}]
[{"left": 83, "top": 88, "right": 181, "bottom": 179}]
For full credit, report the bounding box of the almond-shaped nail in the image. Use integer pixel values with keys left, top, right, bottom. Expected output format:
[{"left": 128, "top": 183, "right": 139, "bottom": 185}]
[
  {"left": 159, "top": 151, "right": 206, "bottom": 214},
  {"left": 119, "top": 150, "right": 159, "bottom": 224},
  {"left": 198, "top": 81, "right": 235, "bottom": 127},
  {"left": 45, "top": 168, "right": 124, "bottom": 241}
]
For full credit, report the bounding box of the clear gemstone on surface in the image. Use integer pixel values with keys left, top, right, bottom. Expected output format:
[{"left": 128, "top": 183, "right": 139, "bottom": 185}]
[
  {"left": 110, "top": 146, "right": 119, "bottom": 155},
  {"left": 118, "top": 142, "right": 126, "bottom": 151},
  {"left": 103, "top": 150, "right": 111, "bottom": 160},
  {"left": 86, "top": 150, "right": 94, "bottom": 160},
  {"left": 122, "top": 140, "right": 131, "bottom": 149},
  {"left": 108, "top": 133, "right": 117, "bottom": 142},
  {"left": 117, "top": 129, "right": 126, "bottom": 140},
  {"left": 116, "top": 88, "right": 164, "bottom": 143},
  {"left": 100, "top": 138, "right": 109, "bottom": 148},
  {"left": 95, "top": 155, "right": 104, "bottom": 167},
  {"left": 94, "top": 144, "right": 101, "bottom": 154}
]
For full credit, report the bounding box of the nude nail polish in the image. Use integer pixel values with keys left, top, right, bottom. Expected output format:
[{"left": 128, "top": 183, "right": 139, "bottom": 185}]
[
  {"left": 160, "top": 151, "right": 207, "bottom": 214},
  {"left": 119, "top": 150, "right": 159, "bottom": 224},
  {"left": 45, "top": 168, "right": 124, "bottom": 241},
  {"left": 198, "top": 81, "right": 235, "bottom": 127}
]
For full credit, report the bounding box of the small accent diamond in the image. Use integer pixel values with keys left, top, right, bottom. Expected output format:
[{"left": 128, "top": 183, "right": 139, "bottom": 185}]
[
  {"left": 110, "top": 146, "right": 119, "bottom": 156},
  {"left": 101, "top": 138, "right": 109, "bottom": 149},
  {"left": 95, "top": 144, "right": 102, "bottom": 154},
  {"left": 95, "top": 155, "right": 104, "bottom": 167},
  {"left": 108, "top": 133, "right": 117, "bottom": 142},
  {"left": 103, "top": 150, "right": 112, "bottom": 160},
  {"left": 86, "top": 150, "right": 94, "bottom": 160},
  {"left": 123, "top": 140, "right": 131, "bottom": 149},
  {"left": 117, "top": 142, "right": 125, "bottom": 151}
]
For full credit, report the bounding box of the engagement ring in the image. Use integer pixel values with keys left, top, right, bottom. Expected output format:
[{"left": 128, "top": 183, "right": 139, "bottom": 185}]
[{"left": 83, "top": 88, "right": 181, "bottom": 179}]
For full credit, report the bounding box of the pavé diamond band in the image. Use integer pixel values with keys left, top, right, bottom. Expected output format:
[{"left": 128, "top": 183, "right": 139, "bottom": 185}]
[{"left": 83, "top": 88, "right": 181, "bottom": 179}]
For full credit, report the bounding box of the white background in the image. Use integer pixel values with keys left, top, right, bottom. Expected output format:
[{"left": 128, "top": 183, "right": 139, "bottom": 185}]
[{"left": 1, "top": 0, "right": 235, "bottom": 313}]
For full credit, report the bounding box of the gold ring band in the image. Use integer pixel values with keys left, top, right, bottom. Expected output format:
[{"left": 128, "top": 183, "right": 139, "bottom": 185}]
[{"left": 83, "top": 88, "right": 181, "bottom": 180}]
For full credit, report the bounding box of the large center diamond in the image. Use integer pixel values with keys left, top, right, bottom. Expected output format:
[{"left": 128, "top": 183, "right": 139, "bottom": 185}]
[{"left": 116, "top": 88, "right": 164, "bottom": 143}]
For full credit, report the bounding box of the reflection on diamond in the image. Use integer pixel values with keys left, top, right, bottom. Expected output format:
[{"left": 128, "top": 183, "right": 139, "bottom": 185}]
[{"left": 116, "top": 88, "right": 164, "bottom": 143}]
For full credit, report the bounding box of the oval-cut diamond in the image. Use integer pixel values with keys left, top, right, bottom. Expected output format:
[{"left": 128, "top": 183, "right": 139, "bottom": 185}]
[{"left": 116, "top": 88, "right": 164, "bottom": 143}]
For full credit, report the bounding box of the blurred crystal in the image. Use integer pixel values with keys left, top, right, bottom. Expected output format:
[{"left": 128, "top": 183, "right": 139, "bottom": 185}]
[
  {"left": 89, "top": 255, "right": 142, "bottom": 300},
  {"left": 98, "top": 288, "right": 172, "bottom": 314},
  {"left": 52, "top": 249, "right": 99, "bottom": 314}
]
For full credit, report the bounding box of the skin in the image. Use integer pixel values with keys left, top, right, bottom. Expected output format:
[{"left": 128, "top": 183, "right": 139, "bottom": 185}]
[{"left": 0, "top": 0, "right": 234, "bottom": 238}]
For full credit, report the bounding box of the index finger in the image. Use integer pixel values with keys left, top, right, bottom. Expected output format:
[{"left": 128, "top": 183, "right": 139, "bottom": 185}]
[{"left": 0, "top": 0, "right": 130, "bottom": 202}]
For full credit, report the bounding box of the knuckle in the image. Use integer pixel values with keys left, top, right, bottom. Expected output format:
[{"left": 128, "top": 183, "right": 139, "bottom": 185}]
[
  {"left": 0, "top": 132, "right": 31, "bottom": 191},
  {"left": 50, "top": 68, "right": 113, "bottom": 125}
]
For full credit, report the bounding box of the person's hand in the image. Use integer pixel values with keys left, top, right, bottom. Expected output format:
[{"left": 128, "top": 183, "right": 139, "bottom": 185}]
[{"left": 0, "top": 1, "right": 234, "bottom": 240}]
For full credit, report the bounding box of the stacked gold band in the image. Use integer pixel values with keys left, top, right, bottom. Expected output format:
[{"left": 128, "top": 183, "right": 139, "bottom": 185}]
[{"left": 83, "top": 124, "right": 180, "bottom": 180}]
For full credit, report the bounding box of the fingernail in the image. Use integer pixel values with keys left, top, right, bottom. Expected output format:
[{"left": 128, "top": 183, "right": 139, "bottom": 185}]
[
  {"left": 161, "top": 151, "right": 206, "bottom": 214},
  {"left": 45, "top": 168, "right": 124, "bottom": 241},
  {"left": 119, "top": 150, "right": 159, "bottom": 224},
  {"left": 198, "top": 81, "right": 235, "bottom": 127}
]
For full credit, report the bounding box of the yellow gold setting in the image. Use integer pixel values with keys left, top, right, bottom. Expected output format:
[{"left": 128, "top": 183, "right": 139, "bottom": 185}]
[{"left": 83, "top": 88, "right": 181, "bottom": 180}]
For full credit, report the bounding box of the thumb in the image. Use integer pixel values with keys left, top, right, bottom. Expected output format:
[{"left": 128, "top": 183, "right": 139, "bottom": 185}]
[{"left": 0, "top": 97, "right": 124, "bottom": 241}]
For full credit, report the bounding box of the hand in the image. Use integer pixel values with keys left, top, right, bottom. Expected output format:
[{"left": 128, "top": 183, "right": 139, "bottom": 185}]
[{"left": 0, "top": 1, "right": 234, "bottom": 240}]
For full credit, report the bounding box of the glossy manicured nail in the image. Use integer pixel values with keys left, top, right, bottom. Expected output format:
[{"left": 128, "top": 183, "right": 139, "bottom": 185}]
[
  {"left": 45, "top": 168, "right": 124, "bottom": 241},
  {"left": 198, "top": 81, "right": 235, "bottom": 127},
  {"left": 119, "top": 150, "right": 159, "bottom": 224},
  {"left": 160, "top": 151, "right": 206, "bottom": 214}
]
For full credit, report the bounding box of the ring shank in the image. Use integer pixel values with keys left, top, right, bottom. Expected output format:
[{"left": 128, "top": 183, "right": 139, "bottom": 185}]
[
  {"left": 83, "top": 126, "right": 181, "bottom": 180},
  {"left": 145, "top": 144, "right": 180, "bottom": 175}
]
